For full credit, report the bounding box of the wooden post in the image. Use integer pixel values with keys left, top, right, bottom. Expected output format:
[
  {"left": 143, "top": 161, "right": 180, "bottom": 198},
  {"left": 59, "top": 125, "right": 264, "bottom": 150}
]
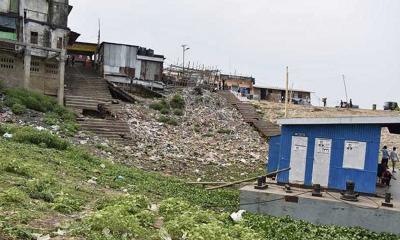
[{"left": 284, "top": 66, "right": 289, "bottom": 118}]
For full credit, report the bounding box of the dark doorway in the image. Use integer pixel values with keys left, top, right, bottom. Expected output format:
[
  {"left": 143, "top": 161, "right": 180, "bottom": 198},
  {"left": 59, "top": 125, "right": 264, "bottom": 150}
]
[{"left": 260, "top": 89, "right": 267, "bottom": 100}]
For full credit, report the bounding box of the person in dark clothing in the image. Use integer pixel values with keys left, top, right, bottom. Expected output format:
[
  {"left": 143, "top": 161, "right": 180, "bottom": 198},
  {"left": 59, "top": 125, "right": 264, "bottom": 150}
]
[
  {"left": 382, "top": 146, "right": 390, "bottom": 166},
  {"left": 71, "top": 56, "right": 75, "bottom": 66},
  {"left": 382, "top": 164, "right": 396, "bottom": 187}
]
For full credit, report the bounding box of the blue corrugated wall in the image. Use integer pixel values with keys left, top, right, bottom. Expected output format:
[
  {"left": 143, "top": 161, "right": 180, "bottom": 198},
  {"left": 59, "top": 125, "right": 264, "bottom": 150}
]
[
  {"left": 267, "top": 136, "right": 281, "bottom": 173},
  {"left": 276, "top": 124, "right": 381, "bottom": 194}
]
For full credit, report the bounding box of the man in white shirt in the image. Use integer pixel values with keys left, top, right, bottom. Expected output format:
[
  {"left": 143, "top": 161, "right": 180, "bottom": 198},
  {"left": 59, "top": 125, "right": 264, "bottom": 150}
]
[{"left": 390, "top": 147, "right": 399, "bottom": 173}]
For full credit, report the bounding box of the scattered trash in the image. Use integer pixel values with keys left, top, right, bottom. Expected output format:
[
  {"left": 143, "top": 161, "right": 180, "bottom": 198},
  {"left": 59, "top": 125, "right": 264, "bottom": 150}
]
[
  {"left": 3, "top": 133, "right": 13, "bottom": 139},
  {"left": 80, "top": 140, "right": 88, "bottom": 145},
  {"left": 150, "top": 204, "right": 159, "bottom": 212},
  {"left": 37, "top": 234, "right": 51, "bottom": 240},
  {"left": 119, "top": 88, "right": 266, "bottom": 179},
  {"left": 51, "top": 125, "right": 60, "bottom": 131},
  {"left": 100, "top": 163, "right": 106, "bottom": 169},
  {"left": 230, "top": 210, "right": 246, "bottom": 222},
  {"left": 35, "top": 126, "right": 45, "bottom": 131},
  {"left": 54, "top": 229, "right": 66, "bottom": 236},
  {"left": 115, "top": 176, "right": 125, "bottom": 181},
  {"left": 88, "top": 177, "right": 97, "bottom": 185},
  {"left": 102, "top": 228, "right": 111, "bottom": 238}
]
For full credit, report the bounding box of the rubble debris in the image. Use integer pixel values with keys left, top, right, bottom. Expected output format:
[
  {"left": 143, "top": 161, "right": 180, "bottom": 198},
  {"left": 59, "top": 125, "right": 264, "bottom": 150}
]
[{"left": 120, "top": 88, "right": 267, "bottom": 180}]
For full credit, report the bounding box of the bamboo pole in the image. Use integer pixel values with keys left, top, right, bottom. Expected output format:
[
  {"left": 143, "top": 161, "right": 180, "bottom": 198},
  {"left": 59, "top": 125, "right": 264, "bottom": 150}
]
[{"left": 207, "top": 168, "right": 291, "bottom": 190}]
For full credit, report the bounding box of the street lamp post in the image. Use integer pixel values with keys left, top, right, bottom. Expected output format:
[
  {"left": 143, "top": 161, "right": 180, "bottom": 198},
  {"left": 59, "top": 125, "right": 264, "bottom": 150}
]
[{"left": 181, "top": 44, "right": 190, "bottom": 81}]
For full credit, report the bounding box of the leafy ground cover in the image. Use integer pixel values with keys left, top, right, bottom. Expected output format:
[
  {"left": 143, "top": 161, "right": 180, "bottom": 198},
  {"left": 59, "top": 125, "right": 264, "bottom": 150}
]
[
  {"left": 1, "top": 88, "right": 79, "bottom": 135},
  {"left": 0, "top": 125, "right": 398, "bottom": 239}
]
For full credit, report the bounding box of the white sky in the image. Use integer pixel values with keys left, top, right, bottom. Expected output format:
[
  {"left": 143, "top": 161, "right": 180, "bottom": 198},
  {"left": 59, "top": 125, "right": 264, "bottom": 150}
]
[{"left": 69, "top": 0, "right": 400, "bottom": 108}]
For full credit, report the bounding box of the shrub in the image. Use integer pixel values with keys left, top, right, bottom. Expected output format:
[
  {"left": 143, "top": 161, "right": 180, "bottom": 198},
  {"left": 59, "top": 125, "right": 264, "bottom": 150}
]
[
  {"left": 0, "top": 80, "right": 4, "bottom": 93},
  {"left": 53, "top": 195, "right": 82, "bottom": 214},
  {"left": 25, "top": 178, "right": 55, "bottom": 203},
  {"left": 1, "top": 187, "right": 29, "bottom": 205},
  {"left": 2, "top": 160, "right": 33, "bottom": 178},
  {"left": 44, "top": 113, "right": 59, "bottom": 125},
  {"left": 4, "top": 88, "right": 56, "bottom": 112},
  {"left": 157, "top": 116, "right": 178, "bottom": 126},
  {"left": 150, "top": 99, "right": 170, "bottom": 113},
  {"left": 13, "top": 127, "right": 69, "bottom": 150},
  {"left": 149, "top": 102, "right": 163, "bottom": 111},
  {"left": 217, "top": 128, "right": 233, "bottom": 134},
  {"left": 11, "top": 103, "right": 27, "bottom": 115},
  {"left": 160, "top": 108, "right": 170, "bottom": 115},
  {"left": 173, "top": 109, "right": 184, "bottom": 116},
  {"left": 80, "top": 195, "right": 154, "bottom": 239},
  {"left": 170, "top": 94, "right": 185, "bottom": 109}
]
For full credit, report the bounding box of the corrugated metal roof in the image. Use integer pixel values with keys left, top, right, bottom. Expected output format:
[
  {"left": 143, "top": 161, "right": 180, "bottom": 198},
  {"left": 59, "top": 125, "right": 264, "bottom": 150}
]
[
  {"left": 278, "top": 116, "right": 400, "bottom": 125},
  {"left": 253, "top": 85, "right": 313, "bottom": 93}
]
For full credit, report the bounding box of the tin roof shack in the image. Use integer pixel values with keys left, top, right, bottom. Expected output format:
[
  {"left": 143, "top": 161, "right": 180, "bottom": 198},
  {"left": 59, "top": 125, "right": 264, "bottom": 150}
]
[
  {"left": 252, "top": 85, "right": 311, "bottom": 105},
  {"left": 97, "top": 42, "right": 165, "bottom": 90},
  {"left": 268, "top": 116, "right": 400, "bottom": 194},
  {"left": 220, "top": 74, "right": 255, "bottom": 94},
  {"left": 0, "top": 0, "right": 72, "bottom": 104}
]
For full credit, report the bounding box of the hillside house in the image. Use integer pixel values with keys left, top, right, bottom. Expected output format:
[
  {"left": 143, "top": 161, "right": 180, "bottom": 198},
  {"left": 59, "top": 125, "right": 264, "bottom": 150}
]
[
  {"left": 0, "top": 0, "right": 73, "bottom": 104},
  {"left": 252, "top": 85, "right": 312, "bottom": 105},
  {"left": 97, "top": 42, "right": 165, "bottom": 89}
]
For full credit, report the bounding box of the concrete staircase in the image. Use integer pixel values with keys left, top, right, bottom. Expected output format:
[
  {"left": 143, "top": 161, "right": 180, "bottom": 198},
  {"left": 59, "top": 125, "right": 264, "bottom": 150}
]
[
  {"left": 65, "top": 65, "right": 131, "bottom": 144},
  {"left": 219, "top": 91, "right": 281, "bottom": 137},
  {"left": 77, "top": 118, "right": 131, "bottom": 144}
]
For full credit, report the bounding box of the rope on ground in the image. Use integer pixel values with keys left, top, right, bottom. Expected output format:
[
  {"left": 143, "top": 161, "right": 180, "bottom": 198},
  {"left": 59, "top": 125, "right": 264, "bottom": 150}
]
[{"left": 325, "top": 191, "right": 381, "bottom": 210}]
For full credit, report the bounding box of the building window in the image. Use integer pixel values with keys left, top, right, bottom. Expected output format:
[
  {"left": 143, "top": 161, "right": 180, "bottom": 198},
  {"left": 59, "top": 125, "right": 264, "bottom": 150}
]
[
  {"left": 30, "top": 32, "right": 38, "bottom": 44},
  {"left": 57, "top": 37, "right": 63, "bottom": 49}
]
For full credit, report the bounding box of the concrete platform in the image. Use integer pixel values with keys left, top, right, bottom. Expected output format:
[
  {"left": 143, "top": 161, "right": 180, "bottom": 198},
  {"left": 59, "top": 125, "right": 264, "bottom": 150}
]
[{"left": 240, "top": 183, "right": 400, "bottom": 235}]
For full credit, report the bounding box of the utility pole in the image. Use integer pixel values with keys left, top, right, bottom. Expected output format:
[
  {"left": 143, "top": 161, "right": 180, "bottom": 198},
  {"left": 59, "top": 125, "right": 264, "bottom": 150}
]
[
  {"left": 181, "top": 44, "right": 190, "bottom": 81},
  {"left": 284, "top": 66, "right": 289, "bottom": 118},
  {"left": 342, "top": 74, "right": 349, "bottom": 107}
]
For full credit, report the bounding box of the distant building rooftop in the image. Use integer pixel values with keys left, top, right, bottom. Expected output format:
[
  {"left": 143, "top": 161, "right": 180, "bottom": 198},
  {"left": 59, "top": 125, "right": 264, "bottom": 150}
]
[
  {"left": 253, "top": 85, "right": 313, "bottom": 93},
  {"left": 277, "top": 116, "right": 400, "bottom": 133}
]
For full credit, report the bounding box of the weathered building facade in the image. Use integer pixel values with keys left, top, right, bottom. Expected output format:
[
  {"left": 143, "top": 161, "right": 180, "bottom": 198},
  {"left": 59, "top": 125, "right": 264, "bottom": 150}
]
[
  {"left": 97, "top": 42, "right": 165, "bottom": 89},
  {"left": 220, "top": 74, "right": 255, "bottom": 94},
  {"left": 0, "top": 0, "right": 72, "bottom": 103},
  {"left": 252, "top": 85, "right": 312, "bottom": 105}
]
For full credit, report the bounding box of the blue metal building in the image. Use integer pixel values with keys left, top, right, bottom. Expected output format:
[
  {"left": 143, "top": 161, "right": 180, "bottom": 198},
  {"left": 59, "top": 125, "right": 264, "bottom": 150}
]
[{"left": 268, "top": 116, "right": 400, "bottom": 194}]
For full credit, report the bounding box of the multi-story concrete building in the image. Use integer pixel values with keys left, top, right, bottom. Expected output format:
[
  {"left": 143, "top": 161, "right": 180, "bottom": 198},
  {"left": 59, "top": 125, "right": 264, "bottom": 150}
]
[{"left": 0, "top": 0, "right": 72, "bottom": 104}]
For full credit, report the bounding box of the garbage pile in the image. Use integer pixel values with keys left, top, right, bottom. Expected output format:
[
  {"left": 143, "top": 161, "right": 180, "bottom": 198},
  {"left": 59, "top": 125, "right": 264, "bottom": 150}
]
[{"left": 120, "top": 88, "right": 267, "bottom": 181}]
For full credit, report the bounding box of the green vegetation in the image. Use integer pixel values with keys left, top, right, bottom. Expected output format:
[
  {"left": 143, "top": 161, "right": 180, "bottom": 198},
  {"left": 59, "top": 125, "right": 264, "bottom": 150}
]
[
  {"left": 170, "top": 94, "right": 185, "bottom": 109},
  {"left": 173, "top": 109, "right": 184, "bottom": 116},
  {"left": 160, "top": 108, "right": 170, "bottom": 115},
  {"left": 95, "top": 143, "right": 112, "bottom": 152},
  {"left": 149, "top": 95, "right": 185, "bottom": 117},
  {"left": 218, "top": 128, "right": 233, "bottom": 134},
  {"left": 11, "top": 103, "right": 26, "bottom": 115},
  {"left": 2, "top": 88, "right": 79, "bottom": 135},
  {"left": 0, "top": 124, "right": 397, "bottom": 239},
  {"left": 157, "top": 115, "right": 178, "bottom": 126},
  {"left": 0, "top": 124, "right": 69, "bottom": 150}
]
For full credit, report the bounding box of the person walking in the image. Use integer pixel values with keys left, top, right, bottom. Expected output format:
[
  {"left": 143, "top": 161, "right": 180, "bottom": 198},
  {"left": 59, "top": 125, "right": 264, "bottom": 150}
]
[
  {"left": 390, "top": 147, "right": 399, "bottom": 173},
  {"left": 382, "top": 146, "right": 390, "bottom": 166}
]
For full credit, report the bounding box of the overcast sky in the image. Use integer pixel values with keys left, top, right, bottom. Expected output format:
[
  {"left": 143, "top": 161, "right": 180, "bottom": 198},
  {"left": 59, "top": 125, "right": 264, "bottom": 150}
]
[{"left": 69, "top": 0, "right": 400, "bottom": 108}]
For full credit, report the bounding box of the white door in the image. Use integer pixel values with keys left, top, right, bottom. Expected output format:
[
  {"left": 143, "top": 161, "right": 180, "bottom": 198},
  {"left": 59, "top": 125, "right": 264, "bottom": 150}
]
[
  {"left": 289, "top": 136, "right": 308, "bottom": 184},
  {"left": 312, "top": 138, "right": 332, "bottom": 187}
]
